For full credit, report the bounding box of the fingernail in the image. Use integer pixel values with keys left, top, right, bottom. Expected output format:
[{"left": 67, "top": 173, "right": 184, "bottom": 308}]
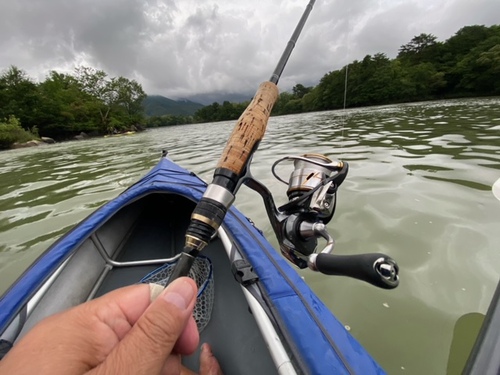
[
  {"left": 149, "top": 283, "right": 164, "bottom": 301},
  {"left": 162, "top": 279, "right": 195, "bottom": 310}
]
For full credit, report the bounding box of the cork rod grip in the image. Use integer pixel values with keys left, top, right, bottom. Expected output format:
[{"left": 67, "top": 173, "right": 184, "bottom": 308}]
[{"left": 216, "top": 81, "right": 279, "bottom": 175}]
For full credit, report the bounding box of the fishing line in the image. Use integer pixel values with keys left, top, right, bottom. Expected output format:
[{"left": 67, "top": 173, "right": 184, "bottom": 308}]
[
  {"left": 339, "top": 17, "right": 351, "bottom": 159},
  {"left": 340, "top": 63, "right": 349, "bottom": 155},
  {"left": 343, "top": 64, "right": 349, "bottom": 111}
]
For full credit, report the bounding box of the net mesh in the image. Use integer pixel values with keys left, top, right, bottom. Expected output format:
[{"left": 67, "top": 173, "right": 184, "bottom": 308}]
[{"left": 140, "top": 256, "right": 214, "bottom": 332}]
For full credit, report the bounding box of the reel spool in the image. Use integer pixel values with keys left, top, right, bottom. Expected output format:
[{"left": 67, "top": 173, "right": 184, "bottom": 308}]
[
  {"left": 286, "top": 154, "right": 335, "bottom": 198},
  {"left": 245, "top": 152, "right": 399, "bottom": 289},
  {"left": 272, "top": 154, "right": 347, "bottom": 223}
]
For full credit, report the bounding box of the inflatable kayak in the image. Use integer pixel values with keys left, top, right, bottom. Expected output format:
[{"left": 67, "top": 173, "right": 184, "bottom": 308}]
[{"left": 0, "top": 153, "right": 399, "bottom": 374}]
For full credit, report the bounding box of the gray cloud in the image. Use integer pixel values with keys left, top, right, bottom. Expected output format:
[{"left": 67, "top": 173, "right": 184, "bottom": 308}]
[{"left": 0, "top": 0, "right": 499, "bottom": 100}]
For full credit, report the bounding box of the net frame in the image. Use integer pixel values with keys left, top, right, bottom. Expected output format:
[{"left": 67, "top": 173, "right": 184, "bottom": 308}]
[{"left": 140, "top": 255, "right": 214, "bottom": 332}]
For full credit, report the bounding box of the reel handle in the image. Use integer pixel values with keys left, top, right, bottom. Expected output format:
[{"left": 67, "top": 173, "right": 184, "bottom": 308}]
[{"left": 313, "top": 253, "right": 399, "bottom": 289}]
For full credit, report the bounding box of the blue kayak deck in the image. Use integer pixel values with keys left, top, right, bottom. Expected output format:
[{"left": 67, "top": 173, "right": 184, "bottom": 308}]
[
  {"left": 0, "top": 156, "right": 385, "bottom": 374},
  {"left": 93, "top": 194, "right": 277, "bottom": 374}
]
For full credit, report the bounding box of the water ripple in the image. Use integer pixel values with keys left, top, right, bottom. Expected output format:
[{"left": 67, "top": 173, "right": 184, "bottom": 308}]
[{"left": 0, "top": 98, "right": 499, "bottom": 375}]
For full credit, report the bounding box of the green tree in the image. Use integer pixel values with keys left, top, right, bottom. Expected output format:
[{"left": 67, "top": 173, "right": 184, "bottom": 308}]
[
  {"left": 109, "top": 76, "right": 146, "bottom": 126},
  {"left": 195, "top": 102, "right": 220, "bottom": 122},
  {"left": 301, "top": 87, "right": 320, "bottom": 112},
  {"left": 398, "top": 34, "right": 439, "bottom": 64},
  {"left": 146, "top": 115, "right": 194, "bottom": 127},
  {"left": 36, "top": 71, "right": 100, "bottom": 138},
  {"left": 405, "top": 63, "right": 446, "bottom": 99},
  {"left": 455, "top": 37, "right": 500, "bottom": 94},
  {"left": 0, "top": 116, "right": 37, "bottom": 149},
  {"left": 193, "top": 99, "right": 252, "bottom": 122},
  {"left": 75, "top": 67, "right": 146, "bottom": 133},
  {"left": 0, "top": 66, "right": 40, "bottom": 129},
  {"left": 445, "top": 26, "right": 496, "bottom": 61},
  {"left": 74, "top": 67, "right": 114, "bottom": 132},
  {"left": 310, "top": 68, "right": 345, "bottom": 110},
  {"left": 443, "top": 25, "right": 500, "bottom": 92},
  {"left": 292, "top": 84, "right": 312, "bottom": 99},
  {"left": 272, "top": 92, "right": 295, "bottom": 114}
]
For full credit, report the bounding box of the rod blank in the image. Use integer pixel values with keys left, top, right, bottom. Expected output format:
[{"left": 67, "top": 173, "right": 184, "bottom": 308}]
[{"left": 269, "top": 0, "right": 316, "bottom": 84}]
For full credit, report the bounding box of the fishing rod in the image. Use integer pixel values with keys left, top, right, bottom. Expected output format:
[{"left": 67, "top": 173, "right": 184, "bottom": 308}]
[
  {"left": 168, "top": 0, "right": 399, "bottom": 289},
  {"left": 270, "top": 0, "right": 315, "bottom": 84},
  {"left": 167, "top": 0, "right": 318, "bottom": 282}
]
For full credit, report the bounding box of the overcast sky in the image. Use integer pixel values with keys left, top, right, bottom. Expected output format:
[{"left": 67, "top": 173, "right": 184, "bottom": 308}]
[{"left": 0, "top": 0, "right": 499, "bottom": 100}]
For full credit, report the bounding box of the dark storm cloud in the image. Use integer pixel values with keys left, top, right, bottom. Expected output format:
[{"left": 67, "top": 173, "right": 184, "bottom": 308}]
[
  {"left": 354, "top": 0, "right": 500, "bottom": 61},
  {"left": 0, "top": 0, "right": 161, "bottom": 83},
  {"left": 0, "top": 0, "right": 499, "bottom": 99}
]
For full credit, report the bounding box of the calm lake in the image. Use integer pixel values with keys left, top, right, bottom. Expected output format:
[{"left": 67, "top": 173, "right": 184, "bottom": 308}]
[{"left": 1, "top": 98, "right": 500, "bottom": 374}]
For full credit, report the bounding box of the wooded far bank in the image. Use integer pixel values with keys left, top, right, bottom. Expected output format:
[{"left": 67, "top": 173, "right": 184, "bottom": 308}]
[
  {"left": 1, "top": 24, "right": 499, "bottom": 149},
  {"left": 195, "top": 24, "right": 500, "bottom": 122}
]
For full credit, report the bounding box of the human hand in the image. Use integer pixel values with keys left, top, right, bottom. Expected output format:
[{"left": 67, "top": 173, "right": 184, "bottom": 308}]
[{"left": 0, "top": 277, "right": 222, "bottom": 375}]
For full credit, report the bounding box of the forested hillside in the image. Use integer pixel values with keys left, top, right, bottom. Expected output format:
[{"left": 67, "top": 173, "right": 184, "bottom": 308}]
[
  {"left": 1, "top": 24, "right": 498, "bottom": 149},
  {"left": 143, "top": 96, "right": 204, "bottom": 116},
  {"left": 0, "top": 66, "right": 146, "bottom": 146},
  {"left": 195, "top": 25, "right": 500, "bottom": 120}
]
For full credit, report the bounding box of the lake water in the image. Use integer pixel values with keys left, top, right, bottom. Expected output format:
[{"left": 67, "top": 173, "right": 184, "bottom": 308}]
[{"left": 1, "top": 98, "right": 499, "bottom": 374}]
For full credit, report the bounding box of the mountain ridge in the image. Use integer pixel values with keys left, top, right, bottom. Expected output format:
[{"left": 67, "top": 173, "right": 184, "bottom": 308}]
[{"left": 142, "top": 95, "right": 204, "bottom": 117}]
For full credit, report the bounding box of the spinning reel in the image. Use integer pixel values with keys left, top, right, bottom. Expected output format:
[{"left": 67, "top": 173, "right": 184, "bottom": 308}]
[{"left": 244, "top": 154, "right": 399, "bottom": 289}]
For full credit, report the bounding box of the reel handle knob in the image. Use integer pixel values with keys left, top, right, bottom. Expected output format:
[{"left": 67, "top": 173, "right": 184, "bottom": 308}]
[{"left": 312, "top": 253, "right": 399, "bottom": 289}]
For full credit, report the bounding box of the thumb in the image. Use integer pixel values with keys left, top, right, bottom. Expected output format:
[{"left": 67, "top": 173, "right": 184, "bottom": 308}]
[{"left": 90, "top": 277, "right": 198, "bottom": 375}]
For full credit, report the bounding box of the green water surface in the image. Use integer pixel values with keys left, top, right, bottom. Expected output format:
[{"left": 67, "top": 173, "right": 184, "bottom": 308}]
[{"left": 1, "top": 98, "right": 499, "bottom": 374}]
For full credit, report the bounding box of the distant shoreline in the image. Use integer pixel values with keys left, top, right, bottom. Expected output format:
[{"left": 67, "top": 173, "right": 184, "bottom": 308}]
[{"left": 6, "top": 129, "right": 144, "bottom": 152}]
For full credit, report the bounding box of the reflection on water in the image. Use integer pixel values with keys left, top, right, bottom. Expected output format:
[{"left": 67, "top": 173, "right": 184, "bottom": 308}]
[{"left": 1, "top": 98, "right": 500, "bottom": 374}]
